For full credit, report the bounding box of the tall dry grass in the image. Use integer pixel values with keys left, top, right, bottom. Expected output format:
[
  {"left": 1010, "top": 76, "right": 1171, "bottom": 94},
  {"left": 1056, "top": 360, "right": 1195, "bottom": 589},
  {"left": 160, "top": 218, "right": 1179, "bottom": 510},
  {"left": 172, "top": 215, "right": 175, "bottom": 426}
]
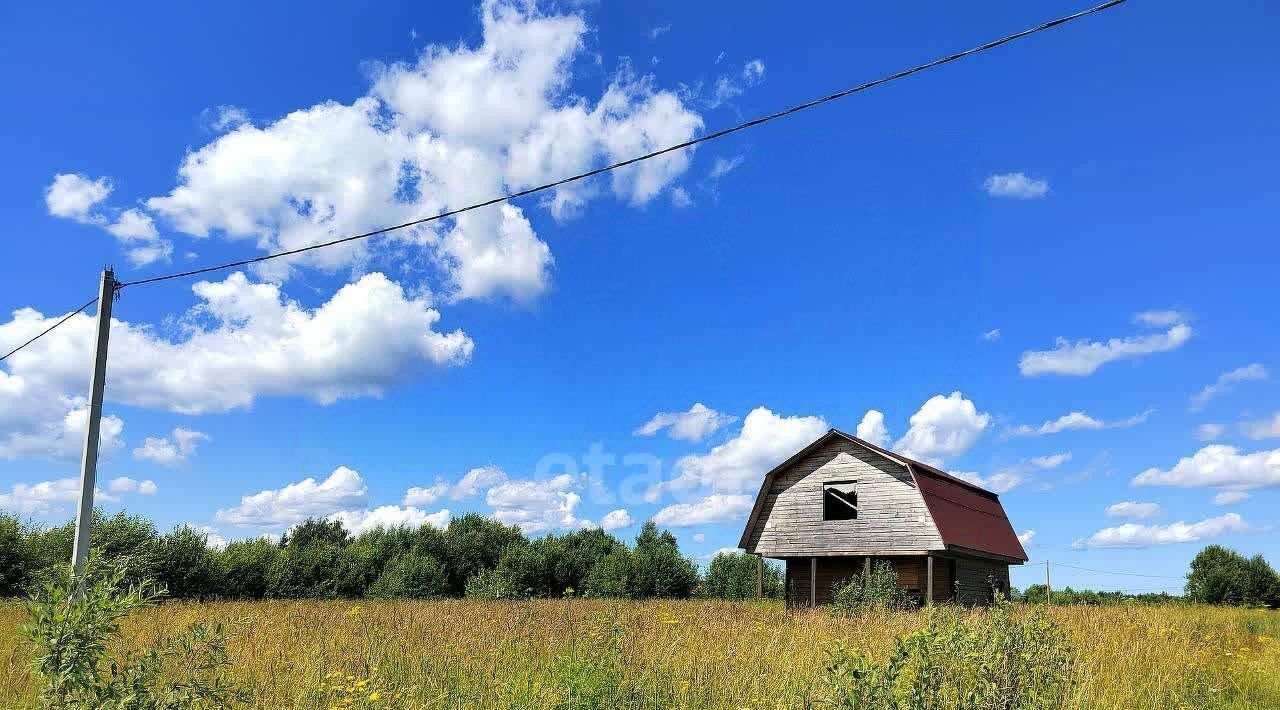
[{"left": 0, "top": 599, "right": 1276, "bottom": 709}]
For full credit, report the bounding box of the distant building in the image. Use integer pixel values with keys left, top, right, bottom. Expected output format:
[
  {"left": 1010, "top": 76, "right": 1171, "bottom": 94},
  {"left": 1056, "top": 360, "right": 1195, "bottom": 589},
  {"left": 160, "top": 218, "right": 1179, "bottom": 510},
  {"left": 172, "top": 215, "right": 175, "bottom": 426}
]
[{"left": 739, "top": 429, "right": 1027, "bottom": 607}]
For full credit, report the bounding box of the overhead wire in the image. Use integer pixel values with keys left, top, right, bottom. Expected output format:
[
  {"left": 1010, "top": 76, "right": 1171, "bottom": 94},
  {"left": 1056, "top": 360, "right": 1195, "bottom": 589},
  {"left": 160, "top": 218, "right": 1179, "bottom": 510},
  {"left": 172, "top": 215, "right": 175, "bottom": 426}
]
[
  {"left": 1048, "top": 561, "right": 1185, "bottom": 580},
  {"left": 0, "top": 296, "right": 99, "bottom": 362},
  {"left": 0, "top": 0, "right": 1130, "bottom": 360}
]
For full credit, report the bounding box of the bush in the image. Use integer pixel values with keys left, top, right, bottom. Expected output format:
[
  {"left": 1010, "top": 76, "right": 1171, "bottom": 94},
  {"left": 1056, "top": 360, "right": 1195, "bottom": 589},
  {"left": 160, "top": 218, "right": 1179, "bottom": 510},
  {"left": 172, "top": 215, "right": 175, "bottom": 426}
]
[
  {"left": 266, "top": 541, "right": 346, "bottom": 599},
  {"left": 214, "top": 538, "right": 278, "bottom": 599},
  {"left": 368, "top": 551, "right": 450, "bottom": 599},
  {"left": 824, "top": 599, "right": 1074, "bottom": 709},
  {"left": 582, "top": 550, "right": 634, "bottom": 598},
  {"left": 702, "top": 551, "right": 783, "bottom": 599},
  {"left": 0, "top": 513, "right": 32, "bottom": 596},
  {"left": 155, "top": 526, "right": 221, "bottom": 600},
  {"left": 464, "top": 567, "right": 522, "bottom": 600},
  {"left": 22, "top": 557, "right": 247, "bottom": 709},
  {"left": 831, "top": 561, "right": 912, "bottom": 613}
]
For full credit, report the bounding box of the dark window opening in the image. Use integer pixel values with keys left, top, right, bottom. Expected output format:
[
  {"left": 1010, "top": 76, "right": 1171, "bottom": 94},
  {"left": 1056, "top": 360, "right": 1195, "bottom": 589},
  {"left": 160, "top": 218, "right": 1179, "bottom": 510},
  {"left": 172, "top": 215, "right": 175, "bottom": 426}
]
[{"left": 823, "top": 480, "right": 858, "bottom": 520}]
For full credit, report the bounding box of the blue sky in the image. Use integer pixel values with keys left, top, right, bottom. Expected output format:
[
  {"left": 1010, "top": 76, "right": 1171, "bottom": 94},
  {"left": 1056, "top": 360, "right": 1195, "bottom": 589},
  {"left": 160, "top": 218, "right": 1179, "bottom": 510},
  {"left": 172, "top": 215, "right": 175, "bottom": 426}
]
[{"left": 1, "top": 0, "right": 1277, "bottom": 593}]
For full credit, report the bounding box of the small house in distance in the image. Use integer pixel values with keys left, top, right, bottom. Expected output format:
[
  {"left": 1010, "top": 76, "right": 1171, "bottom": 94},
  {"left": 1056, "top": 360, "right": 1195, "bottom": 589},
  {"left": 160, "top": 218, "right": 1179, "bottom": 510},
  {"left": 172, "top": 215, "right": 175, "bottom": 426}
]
[{"left": 739, "top": 428, "right": 1027, "bottom": 607}]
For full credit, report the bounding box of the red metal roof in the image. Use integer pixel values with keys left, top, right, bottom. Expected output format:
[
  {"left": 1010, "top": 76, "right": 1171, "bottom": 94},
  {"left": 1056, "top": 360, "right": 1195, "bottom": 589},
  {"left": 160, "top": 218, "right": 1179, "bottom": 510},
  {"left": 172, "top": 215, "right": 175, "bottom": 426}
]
[{"left": 910, "top": 464, "right": 1028, "bottom": 561}]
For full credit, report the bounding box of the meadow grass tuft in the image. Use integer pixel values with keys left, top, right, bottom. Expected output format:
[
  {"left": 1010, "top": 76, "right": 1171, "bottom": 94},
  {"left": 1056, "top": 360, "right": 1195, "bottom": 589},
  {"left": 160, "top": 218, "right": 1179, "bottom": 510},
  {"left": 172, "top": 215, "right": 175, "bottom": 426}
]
[{"left": 1, "top": 599, "right": 1277, "bottom": 708}]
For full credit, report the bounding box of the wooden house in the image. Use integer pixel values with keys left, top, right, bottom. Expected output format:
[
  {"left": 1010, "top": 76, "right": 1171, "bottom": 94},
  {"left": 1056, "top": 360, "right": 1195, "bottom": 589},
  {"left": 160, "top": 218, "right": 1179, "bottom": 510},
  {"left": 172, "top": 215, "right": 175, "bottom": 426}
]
[{"left": 739, "top": 428, "right": 1027, "bottom": 607}]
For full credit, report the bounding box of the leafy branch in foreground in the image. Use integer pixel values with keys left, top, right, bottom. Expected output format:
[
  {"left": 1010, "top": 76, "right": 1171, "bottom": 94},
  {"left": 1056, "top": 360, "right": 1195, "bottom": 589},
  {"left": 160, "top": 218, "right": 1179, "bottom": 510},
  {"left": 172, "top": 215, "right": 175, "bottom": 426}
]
[{"left": 22, "top": 557, "right": 248, "bottom": 709}]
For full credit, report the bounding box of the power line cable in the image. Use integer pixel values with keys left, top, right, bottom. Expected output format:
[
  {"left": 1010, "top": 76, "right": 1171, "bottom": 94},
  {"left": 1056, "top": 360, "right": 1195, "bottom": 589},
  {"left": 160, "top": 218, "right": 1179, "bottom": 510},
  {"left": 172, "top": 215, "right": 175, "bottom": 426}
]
[
  {"left": 118, "top": 0, "right": 1128, "bottom": 290},
  {"left": 0, "top": 297, "right": 99, "bottom": 362},
  {"left": 0, "top": 0, "right": 1130, "bottom": 361},
  {"left": 1048, "top": 561, "right": 1185, "bottom": 580}
]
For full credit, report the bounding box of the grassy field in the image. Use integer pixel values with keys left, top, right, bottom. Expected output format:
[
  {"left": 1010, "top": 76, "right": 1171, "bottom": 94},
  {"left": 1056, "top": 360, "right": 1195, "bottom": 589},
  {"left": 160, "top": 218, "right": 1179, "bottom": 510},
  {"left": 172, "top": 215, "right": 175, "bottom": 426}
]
[{"left": 1, "top": 599, "right": 1277, "bottom": 709}]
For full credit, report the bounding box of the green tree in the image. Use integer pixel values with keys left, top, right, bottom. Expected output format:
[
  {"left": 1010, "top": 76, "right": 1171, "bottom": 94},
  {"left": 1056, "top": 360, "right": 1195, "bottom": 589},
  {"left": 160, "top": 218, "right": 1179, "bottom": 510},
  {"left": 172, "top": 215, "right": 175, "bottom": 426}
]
[
  {"left": 1186, "top": 545, "right": 1280, "bottom": 607},
  {"left": 628, "top": 522, "right": 698, "bottom": 598},
  {"left": 441, "top": 514, "right": 526, "bottom": 595},
  {"left": 339, "top": 526, "right": 419, "bottom": 597},
  {"left": 283, "top": 518, "right": 349, "bottom": 549}
]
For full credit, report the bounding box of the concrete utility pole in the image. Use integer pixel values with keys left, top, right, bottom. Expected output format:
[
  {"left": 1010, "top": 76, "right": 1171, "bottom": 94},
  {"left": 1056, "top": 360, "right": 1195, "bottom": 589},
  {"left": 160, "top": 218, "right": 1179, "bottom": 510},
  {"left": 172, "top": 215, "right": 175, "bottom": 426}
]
[
  {"left": 1045, "top": 560, "right": 1052, "bottom": 607},
  {"left": 71, "top": 269, "right": 116, "bottom": 576}
]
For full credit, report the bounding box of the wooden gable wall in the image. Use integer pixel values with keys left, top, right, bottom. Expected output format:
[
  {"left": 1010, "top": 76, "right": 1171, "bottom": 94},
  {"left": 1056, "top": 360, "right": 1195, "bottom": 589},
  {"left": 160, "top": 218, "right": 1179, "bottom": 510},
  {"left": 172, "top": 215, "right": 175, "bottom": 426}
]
[{"left": 743, "top": 437, "right": 944, "bottom": 557}]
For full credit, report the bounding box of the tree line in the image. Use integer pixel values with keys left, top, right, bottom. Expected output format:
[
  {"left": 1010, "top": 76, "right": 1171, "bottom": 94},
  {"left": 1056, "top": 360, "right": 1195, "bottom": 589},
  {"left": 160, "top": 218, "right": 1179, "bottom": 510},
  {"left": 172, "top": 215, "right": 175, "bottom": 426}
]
[
  {"left": 1012, "top": 544, "right": 1280, "bottom": 608},
  {"left": 0, "top": 511, "right": 784, "bottom": 601}
]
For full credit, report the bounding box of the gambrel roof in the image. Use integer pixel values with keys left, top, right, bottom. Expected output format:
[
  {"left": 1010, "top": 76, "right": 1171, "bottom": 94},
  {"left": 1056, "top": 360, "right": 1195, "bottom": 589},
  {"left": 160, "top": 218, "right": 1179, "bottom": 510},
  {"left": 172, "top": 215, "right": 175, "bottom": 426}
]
[{"left": 738, "top": 428, "right": 1028, "bottom": 562}]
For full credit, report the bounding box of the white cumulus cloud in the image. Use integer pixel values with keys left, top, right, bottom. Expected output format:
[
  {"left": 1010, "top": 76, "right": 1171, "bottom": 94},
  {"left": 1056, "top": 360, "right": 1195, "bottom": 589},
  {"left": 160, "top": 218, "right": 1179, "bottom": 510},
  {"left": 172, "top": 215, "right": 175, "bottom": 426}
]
[
  {"left": 44, "top": 173, "right": 172, "bottom": 266},
  {"left": 1072, "top": 513, "right": 1251, "bottom": 549},
  {"left": 0, "top": 271, "right": 472, "bottom": 417},
  {"left": 1240, "top": 413, "right": 1280, "bottom": 441},
  {"left": 486, "top": 473, "right": 591, "bottom": 534},
  {"left": 215, "top": 466, "right": 369, "bottom": 528},
  {"left": 652, "top": 493, "right": 753, "bottom": 527},
  {"left": 107, "top": 477, "right": 158, "bottom": 496},
  {"left": 45, "top": 173, "right": 112, "bottom": 221},
  {"left": 634, "top": 403, "right": 737, "bottom": 442},
  {"left": 0, "top": 392, "right": 124, "bottom": 462},
  {"left": 116, "top": 2, "right": 703, "bottom": 300},
  {"left": 328, "top": 505, "right": 451, "bottom": 535},
  {"left": 1132, "top": 445, "right": 1280, "bottom": 491},
  {"left": 0, "top": 474, "right": 150, "bottom": 516},
  {"left": 651, "top": 407, "right": 827, "bottom": 498},
  {"left": 893, "top": 392, "right": 990, "bottom": 465},
  {"left": 855, "top": 409, "right": 890, "bottom": 447},
  {"left": 600, "top": 508, "right": 633, "bottom": 531},
  {"left": 133, "top": 427, "right": 209, "bottom": 466},
  {"left": 1196, "top": 423, "right": 1225, "bottom": 442},
  {"left": 1019, "top": 319, "right": 1191, "bottom": 377},
  {"left": 1212, "top": 490, "right": 1249, "bottom": 506}
]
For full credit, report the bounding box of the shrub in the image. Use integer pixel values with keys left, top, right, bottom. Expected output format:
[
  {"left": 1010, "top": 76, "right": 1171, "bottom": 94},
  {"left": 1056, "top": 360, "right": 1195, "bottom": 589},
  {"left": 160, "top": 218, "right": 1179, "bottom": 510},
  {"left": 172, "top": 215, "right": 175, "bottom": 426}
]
[
  {"left": 831, "top": 561, "right": 912, "bottom": 613},
  {"left": 368, "top": 551, "right": 450, "bottom": 599},
  {"left": 266, "top": 541, "right": 346, "bottom": 599},
  {"left": 0, "top": 513, "right": 32, "bottom": 596},
  {"left": 824, "top": 599, "right": 1074, "bottom": 709},
  {"left": 582, "top": 550, "right": 634, "bottom": 598},
  {"left": 464, "top": 567, "right": 522, "bottom": 600},
  {"left": 155, "top": 526, "right": 221, "bottom": 600},
  {"left": 214, "top": 538, "right": 278, "bottom": 599},
  {"left": 22, "top": 557, "right": 247, "bottom": 709},
  {"left": 702, "top": 551, "right": 783, "bottom": 599}
]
